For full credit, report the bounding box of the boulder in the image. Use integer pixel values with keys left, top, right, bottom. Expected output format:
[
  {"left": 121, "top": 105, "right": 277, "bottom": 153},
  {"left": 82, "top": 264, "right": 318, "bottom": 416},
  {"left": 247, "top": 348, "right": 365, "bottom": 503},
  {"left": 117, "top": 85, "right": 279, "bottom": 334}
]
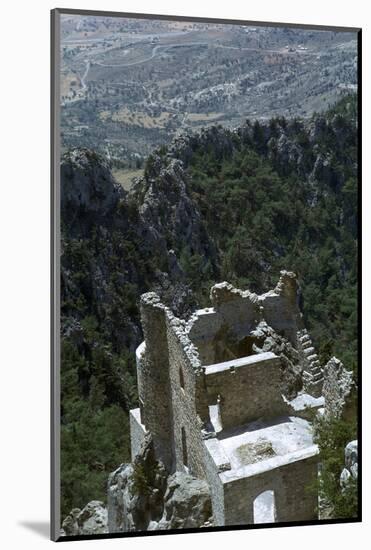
[
  {"left": 107, "top": 463, "right": 135, "bottom": 532},
  {"left": 78, "top": 501, "right": 108, "bottom": 535},
  {"left": 345, "top": 440, "right": 358, "bottom": 479},
  {"left": 158, "top": 471, "right": 212, "bottom": 530},
  {"left": 107, "top": 436, "right": 212, "bottom": 533},
  {"left": 62, "top": 501, "right": 108, "bottom": 536},
  {"left": 107, "top": 434, "right": 167, "bottom": 533},
  {"left": 340, "top": 440, "right": 358, "bottom": 493},
  {"left": 61, "top": 508, "right": 80, "bottom": 536}
]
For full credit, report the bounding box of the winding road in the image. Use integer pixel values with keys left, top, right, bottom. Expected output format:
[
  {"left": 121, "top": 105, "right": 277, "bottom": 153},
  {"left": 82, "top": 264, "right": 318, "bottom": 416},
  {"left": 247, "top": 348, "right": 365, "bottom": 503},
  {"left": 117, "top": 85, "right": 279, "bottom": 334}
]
[
  {"left": 83, "top": 39, "right": 310, "bottom": 72},
  {"left": 80, "top": 61, "right": 91, "bottom": 89},
  {"left": 93, "top": 42, "right": 210, "bottom": 69},
  {"left": 76, "top": 39, "right": 311, "bottom": 97}
]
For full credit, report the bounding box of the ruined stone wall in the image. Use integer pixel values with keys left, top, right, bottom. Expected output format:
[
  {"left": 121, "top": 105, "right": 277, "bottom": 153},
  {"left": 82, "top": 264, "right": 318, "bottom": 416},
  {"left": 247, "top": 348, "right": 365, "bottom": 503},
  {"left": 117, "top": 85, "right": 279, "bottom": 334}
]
[
  {"left": 322, "top": 357, "right": 357, "bottom": 421},
  {"left": 259, "top": 294, "right": 299, "bottom": 344},
  {"left": 138, "top": 293, "right": 174, "bottom": 470},
  {"left": 129, "top": 408, "right": 147, "bottom": 461},
  {"left": 259, "top": 271, "right": 304, "bottom": 345},
  {"left": 221, "top": 452, "right": 318, "bottom": 525},
  {"left": 210, "top": 287, "right": 259, "bottom": 343},
  {"left": 202, "top": 439, "right": 228, "bottom": 525},
  {"left": 188, "top": 273, "right": 304, "bottom": 368},
  {"left": 205, "top": 353, "right": 289, "bottom": 430},
  {"left": 165, "top": 313, "right": 209, "bottom": 480},
  {"left": 134, "top": 273, "right": 309, "bottom": 504},
  {"left": 208, "top": 284, "right": 260, "bottom": 363},
  {"left": 187, "top": 308, "right": 223, "bottom": 365}
]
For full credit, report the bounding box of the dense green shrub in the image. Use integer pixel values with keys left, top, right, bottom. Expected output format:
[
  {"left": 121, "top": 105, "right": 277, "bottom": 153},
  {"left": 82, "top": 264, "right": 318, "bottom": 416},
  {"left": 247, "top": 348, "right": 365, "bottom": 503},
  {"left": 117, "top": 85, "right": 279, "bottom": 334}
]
[{"left": 313, "top": 415, "right": 358, "bottom": 519}]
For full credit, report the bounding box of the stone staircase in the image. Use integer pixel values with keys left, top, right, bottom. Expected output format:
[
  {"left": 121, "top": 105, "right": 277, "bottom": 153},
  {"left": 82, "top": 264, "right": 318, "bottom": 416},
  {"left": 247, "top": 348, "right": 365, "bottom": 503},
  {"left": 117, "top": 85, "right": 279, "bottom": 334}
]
[{"left": 297, "top": 329, "right": 324, "bottom": 398}]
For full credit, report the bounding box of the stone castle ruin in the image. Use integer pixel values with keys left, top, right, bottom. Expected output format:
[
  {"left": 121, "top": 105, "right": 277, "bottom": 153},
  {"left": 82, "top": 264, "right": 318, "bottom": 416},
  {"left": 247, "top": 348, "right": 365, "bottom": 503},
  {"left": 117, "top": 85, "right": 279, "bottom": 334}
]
[
  {"left": 129, "top": 271, "right": 331, "bottom": 526},
  {"left": 61, "top": 270, "right": 357, "bottom": 535}
]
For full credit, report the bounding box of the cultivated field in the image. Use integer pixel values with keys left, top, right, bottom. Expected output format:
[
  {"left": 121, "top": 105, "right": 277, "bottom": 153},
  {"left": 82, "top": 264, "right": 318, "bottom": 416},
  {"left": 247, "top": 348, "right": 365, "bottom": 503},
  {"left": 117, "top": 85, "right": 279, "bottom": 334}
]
[{"left": 60, "top": 15, "right": 358, "bottom": 166}]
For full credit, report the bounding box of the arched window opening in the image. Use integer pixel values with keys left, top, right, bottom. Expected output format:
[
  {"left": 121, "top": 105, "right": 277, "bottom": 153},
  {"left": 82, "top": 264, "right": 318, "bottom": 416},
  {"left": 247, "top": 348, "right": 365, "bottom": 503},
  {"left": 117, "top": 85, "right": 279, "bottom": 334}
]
[
  {"left": 253, "top": 490, "right": 276, "bottom": 524},
  {"left": 181, "top": 427, "right": 188, "bottom": 471}
]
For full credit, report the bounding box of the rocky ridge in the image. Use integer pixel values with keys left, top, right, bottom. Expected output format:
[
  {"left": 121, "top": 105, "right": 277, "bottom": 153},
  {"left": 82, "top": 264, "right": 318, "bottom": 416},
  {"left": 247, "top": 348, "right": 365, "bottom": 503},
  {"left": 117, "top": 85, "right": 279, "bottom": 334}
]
[{"left": 107, "top": 435, "right": 212, "bottom": 533}]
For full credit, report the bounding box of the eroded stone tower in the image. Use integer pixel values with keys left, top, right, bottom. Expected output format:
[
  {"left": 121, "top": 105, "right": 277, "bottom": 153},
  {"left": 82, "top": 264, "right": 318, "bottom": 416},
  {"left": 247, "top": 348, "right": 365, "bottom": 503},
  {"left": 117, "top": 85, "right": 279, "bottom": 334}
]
[{"left": 130, "top": 271, "right": 326, "bottom": 525}]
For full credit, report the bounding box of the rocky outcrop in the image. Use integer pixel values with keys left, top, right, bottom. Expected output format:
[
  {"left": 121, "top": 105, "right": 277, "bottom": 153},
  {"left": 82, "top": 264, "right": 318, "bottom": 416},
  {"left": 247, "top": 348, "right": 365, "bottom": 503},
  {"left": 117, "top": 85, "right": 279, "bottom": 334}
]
[
  {"left": 131, "top": 156, "right": 217, "bottom": 269},
  {"left": 61, "top": 508, "right": 80, "bottom": 537},
  {"left": 151, "top": 472, "right": 212, "bottom": 530},
  {"left": 61, "top": 148, "right": 218, "bottom": 349},
  {"left": 78, "top": 501, "right": 108, "bottom": 535},
  {"left": 107, "top": 463, "right": 134, "bottom": 532},
  {"left": 107, "top": 435, "right": 212, "bottom": 533},
  {"left": 268, "top": 132, "right": 305, "bottom": 177},
  {"left": 61, "top": 148, "right": 124, "bottom": 234},
  {"left": 61, "top": 147, "right": 212, "bottom": 358},
  {"left": 107, "top": 434, "right": 167, "bottom": 532},
  {"left": 62, "top": 501, "right": 108, "bottom": 536},
  {"left": 340, "top": 440, "right": 358, "bottom": 493}
]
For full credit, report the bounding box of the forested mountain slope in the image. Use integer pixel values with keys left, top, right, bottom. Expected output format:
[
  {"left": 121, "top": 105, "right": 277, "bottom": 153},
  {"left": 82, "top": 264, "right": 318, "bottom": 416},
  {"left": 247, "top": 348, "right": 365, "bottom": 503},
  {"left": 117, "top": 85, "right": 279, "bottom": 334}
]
[{"left": 60, "top": 94, "right": 358, "bottom": 516}]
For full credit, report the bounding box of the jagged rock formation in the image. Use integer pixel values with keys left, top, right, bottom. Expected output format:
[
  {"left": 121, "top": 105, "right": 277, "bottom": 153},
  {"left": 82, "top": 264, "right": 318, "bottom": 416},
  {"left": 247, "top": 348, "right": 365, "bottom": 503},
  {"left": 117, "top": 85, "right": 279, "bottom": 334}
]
[
  {"left": 340, "top": 440, "right": 358, "bottom": 492},
  {"left": 107, "top": 435, "right": 212, "bottom": 532},
  {"left": 61, "top": 509, "right": 80, "bottom": 537},
  {"left": 61, "top": 149, "right": 124, "bottom": 234},
  {"left": 107, "top": 434, "right": 167, "bottom": 532},
  {"left": 107, "top": 463, "right": 134, "bottom": 532},
  {"left": 61, "top": 147, "right": 217, "bottom": 353},
  {"left": 61, "top": 97, "right": 357, "bottom": 356},
  {"left": 61, "top": 501, "right": 108, "bottom": 536},
  {"left": 131, "top": 157, "right": 216, "bottom": 268},
  {"left": 154, "top": 472, "right": 213, "bottom": 530}
]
